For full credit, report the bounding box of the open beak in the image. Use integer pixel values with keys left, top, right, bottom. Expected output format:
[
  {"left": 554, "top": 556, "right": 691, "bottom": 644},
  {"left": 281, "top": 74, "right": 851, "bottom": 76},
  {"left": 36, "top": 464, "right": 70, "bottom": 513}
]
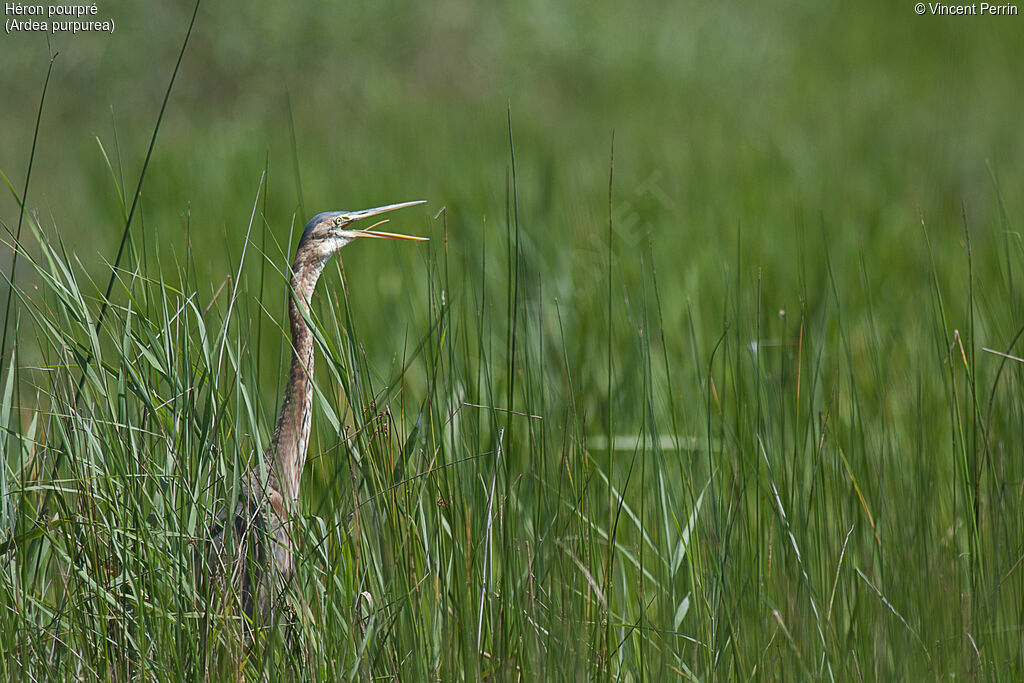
[
  {"left": 351, "top": 227, "right": 429, "bottom": 241},
  {"left": 347, "top": 200, "right": 429, "bottom": 241}
]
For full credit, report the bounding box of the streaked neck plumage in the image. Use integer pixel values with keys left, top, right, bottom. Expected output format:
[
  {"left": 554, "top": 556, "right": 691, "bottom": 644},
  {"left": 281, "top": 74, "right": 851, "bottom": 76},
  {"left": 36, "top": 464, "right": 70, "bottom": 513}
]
[{"left": 264, "top": 244, "right": 330, "bottom": 503}]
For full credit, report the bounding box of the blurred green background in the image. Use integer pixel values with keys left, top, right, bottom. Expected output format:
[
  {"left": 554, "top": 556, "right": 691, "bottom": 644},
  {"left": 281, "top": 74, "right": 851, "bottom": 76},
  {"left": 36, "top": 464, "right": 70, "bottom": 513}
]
[
  {"left": 3, "top": 0, "right": 1024, "bottom": 678},
  {"left": 4, "top": 2, "right": 1022, "bottom": 308}
]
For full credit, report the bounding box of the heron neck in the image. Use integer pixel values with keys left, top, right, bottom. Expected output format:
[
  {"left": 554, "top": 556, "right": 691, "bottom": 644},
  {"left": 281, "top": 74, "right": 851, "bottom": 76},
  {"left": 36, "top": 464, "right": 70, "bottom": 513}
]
[{"left": 266, "top": 258, "right": 326, "bottom": 502}]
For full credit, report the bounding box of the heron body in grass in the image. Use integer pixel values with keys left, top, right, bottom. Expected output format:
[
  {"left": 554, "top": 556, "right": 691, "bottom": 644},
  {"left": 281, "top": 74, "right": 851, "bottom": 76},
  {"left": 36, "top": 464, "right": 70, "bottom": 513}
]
[{"left": 209, "top": 200, "right": 427, "bottom": 632}]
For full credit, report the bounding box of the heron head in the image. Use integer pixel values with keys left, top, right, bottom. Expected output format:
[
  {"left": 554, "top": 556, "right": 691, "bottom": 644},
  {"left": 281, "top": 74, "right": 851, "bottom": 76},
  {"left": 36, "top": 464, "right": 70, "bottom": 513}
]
[{"left": 300, "top": 200, "right": 428, "bottom": 261}]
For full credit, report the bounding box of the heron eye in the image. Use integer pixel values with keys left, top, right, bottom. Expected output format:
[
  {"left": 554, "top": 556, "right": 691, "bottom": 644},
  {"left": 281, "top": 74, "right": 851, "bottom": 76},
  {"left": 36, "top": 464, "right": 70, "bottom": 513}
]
[{"left": 334, "top": 217, "right": 344, "bottom": 227}]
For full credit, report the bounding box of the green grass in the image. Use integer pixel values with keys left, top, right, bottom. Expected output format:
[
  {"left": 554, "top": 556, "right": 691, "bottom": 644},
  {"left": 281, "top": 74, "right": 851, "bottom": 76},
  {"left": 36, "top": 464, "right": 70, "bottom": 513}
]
[{"left": 3, "top": 1, "right": 1024, "bottom": 680}]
